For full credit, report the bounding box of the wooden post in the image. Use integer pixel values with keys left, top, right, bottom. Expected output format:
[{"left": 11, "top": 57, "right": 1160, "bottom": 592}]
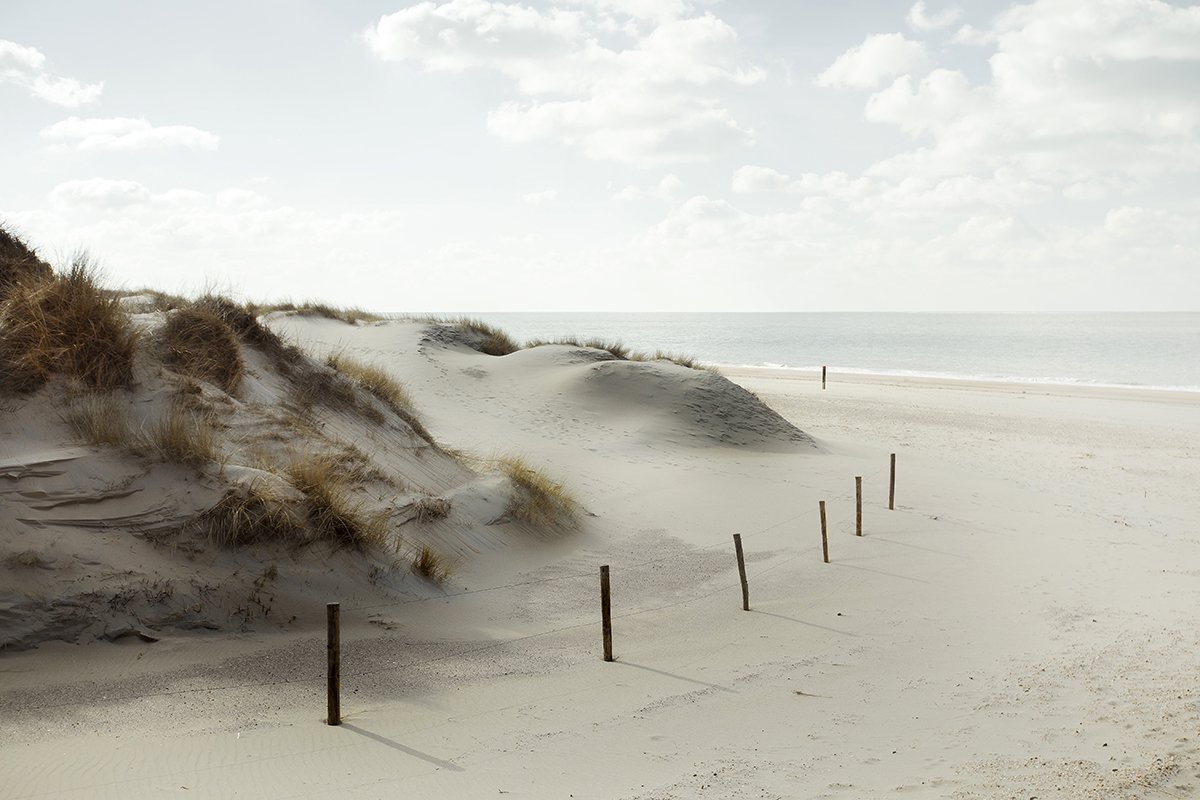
[
  {"left": 600, "top": 565, "right": 613, "bottom": 662},
  {"left": 822, "top": 365, "right": 827, "bottom": 390},
  {"left": 733, "top": 534, "right": 749, "bottom": 611},
  {"left": 326, "top": 602, "right": 341, "bottom": 726},
  {"left": 855, "top": 476, "right": 863, "bottom": 536},
  {"left": 819, "top": 501, "right": 829, "bottom": 563},
  {"left": 889, "top": 453, "right": 896, "bottom": 511}
]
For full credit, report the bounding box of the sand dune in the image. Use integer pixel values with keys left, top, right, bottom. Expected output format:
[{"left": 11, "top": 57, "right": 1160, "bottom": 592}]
[{"left": 3, "top": 314, "right": 1199, "bottom": 798}]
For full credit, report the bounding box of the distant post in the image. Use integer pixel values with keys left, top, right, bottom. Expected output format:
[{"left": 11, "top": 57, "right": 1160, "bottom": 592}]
[
  {"left": 733, "top": 534, "right": 749, "bottom": 611},
  {"left": 855, "top": 476, "right": 863, "bottom": 536},
  {"left": 327, "top": 602, "right": 341, "bottom": 726},
  {"left": 822, "top": 365, "right": 827, "bottom": 390},
  {"left": 819, "top": 501, "right": 829, "bottom": 563},
  {"left": 600, "top": 565, "right": 613, "bottom": 662},
  {"left": 889, "top": 453, "right": 896, "bottom": 511}
]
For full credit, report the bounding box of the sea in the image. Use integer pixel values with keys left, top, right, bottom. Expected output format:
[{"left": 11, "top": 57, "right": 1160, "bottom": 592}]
[{"left": 430, "top": 313, "right": 1200, "bottom": 393}]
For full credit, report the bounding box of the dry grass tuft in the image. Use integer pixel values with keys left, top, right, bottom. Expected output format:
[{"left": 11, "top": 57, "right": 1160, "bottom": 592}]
[
  {"left": 325, "top": 352, "right": 435, "bottom": 444},
  {"left": 0, "top": 256, "right": 138, "bottom": 394},
  {"left": 326, "top": 352, "right": 414, "bottom": 411},
  {"left": 193, "top": 294, "right": 301, "bottom": 365},
  {"left": 284, "top": 454, "right": 389, "bottom": 549},
  {"left": 191, "top": 480, "right": 303, "bottom": 547},
  {"left": 411, "top": 545, "right": 453, "bottom": 583},
  {"left": 161, "top": 307, "right": 244, "bottom": 393},
  {"left": 527, "top": 336, "right": 629, "bottom": 360},
  {"left": 149, "top": 406, "right": 219, "bottom": 465},
  {"left": 287, "top": 362, "right": 384, "bottom": 424},
  {"left": 64, "top": 394, "right": 133, "bottom": 448},
  {"left": 408, "top": 495, "right": 451, "bottom": 523},
  {"left": 256, "top": 301, "right": 381, "bottom": 325},
  {"left": 499, "top": 455, "right": 580, "bottom": 528},
  {"left": 0, "top": 224, "right": 53, "bottom": 300},
  {"left": 437, "top": 317, "right": 519, "bottom": 356},
  {"left": 527, "top": 337, "right": 711, "bottom": 371}
]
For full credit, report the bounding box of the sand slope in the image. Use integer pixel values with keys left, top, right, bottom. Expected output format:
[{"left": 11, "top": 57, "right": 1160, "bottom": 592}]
[{"left": 2, "top": 320, "right": 1199, "bottom": 799}]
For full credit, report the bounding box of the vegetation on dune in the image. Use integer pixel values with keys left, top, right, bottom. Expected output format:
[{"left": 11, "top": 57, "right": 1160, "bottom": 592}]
[
  {"left": 499, "top": 455, "right": 580, "bottom": 528},
  {"left": 149, "top": 405, "right": 220, "bottom": 465},
  {"left": 191, "top": 480, "right": 303, "bottom": 547},
  {"left": 284, "top": 453, "right": 390, "bottom": 549},
  {"left": 325, "top": 352, "right": 436, "bottom": 445},
  {"left": 407, "top": 495, "right": 451, "bottom": 523},
  {"left": 0, "top": 257, "right": 139, "bottom": 394},
  {"left": 64, "top": 394, "right": 133, "bottom": 449},
  {"left": 253, "top": 301, "right": 381, "bottom": 325},
  {"left": 410, "top": 544, "right": 453, "bottom": 583},
  {"left": 0, "top": 225, "right": 53, "bottom": 299},
  {"left": 160, "top": 307, "right": 245, "bottom": 393},
  {"left": 525, "top": 335, "right": 714, "bottom": 372}
]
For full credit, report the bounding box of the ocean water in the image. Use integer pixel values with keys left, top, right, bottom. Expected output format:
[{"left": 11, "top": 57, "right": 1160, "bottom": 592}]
[{"left": 439, "top": 313, "right": 1200, "bottom": 392}]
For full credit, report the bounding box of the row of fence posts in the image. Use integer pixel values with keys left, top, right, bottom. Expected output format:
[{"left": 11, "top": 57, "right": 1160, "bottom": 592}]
[{"left": 324, "top": 452, "right": 899, "bottom": 724}]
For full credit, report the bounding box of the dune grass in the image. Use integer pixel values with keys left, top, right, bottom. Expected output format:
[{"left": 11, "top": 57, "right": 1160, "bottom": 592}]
[
  {"left": 408, "top": 495, "right": 451, "bottom": 523},
  {"left": 193, "top": 294, "right": 301, "bottom": 365},
  {"left": 64, "top": 394, "right": 133, "bottom": 448},
  {"left": 253, "top": 301, "right": 381, "bottom": 325},
  {"left": 0, "top": 224, "right": 53, "bottom": 300},
  {"left": 413, "top": 316, "right": 519, "bottom": 356},
  {"left": 194, "top": 480, "right": 303, "bottom": 547},
  {"left": 160, "top": 307, "right": 244, "bottom": 393},
  {"left": 410, "top": 544, "right": 453, "bottom": 583},
  {"left": 499, "top": 455, "right": 580, "bottom": 528},
  {"left": 284, "top": 453, "right": 389, "bottom": 549},
  {"left": 324, "top": 352, "right": 435, "bottom": 444},
  {"left": 325, "top": 352, "right": 415, "bottom": 412},
  {"left": 524, "top": 336, "right": 713, "bottom": 372},
  {"left": 0, "top": 257, "right": 139, "bottom": 394},
  {"left": 149, "top": 406, "right": 219, "bottom": 465}
]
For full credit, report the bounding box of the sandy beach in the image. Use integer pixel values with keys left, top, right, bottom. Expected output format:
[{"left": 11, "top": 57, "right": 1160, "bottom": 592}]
[{"left": 3, "top": 316, "right": 1199, "bottom": 799}]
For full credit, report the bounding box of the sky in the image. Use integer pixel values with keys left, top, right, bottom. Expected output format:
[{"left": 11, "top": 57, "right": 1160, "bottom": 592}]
[{"left": 1, "top": 0, "right": 1198, "bottom": 312}]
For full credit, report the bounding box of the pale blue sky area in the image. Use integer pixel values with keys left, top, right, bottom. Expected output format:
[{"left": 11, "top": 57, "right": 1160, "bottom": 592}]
[{"left": 2, "top": 0, "right": 1197, "bottom": 311}]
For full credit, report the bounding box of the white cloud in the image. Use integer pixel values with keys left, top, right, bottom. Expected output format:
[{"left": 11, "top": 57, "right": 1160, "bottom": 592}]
[
  {"left": 521, "top": 189, "right": 558, "bottom": 205},
  {"left": 858, "top": 0, "right": 1200, "bottom": 188},
  {"left": 0, "top": 40, "right": 102, "bottom": 106},
  {"left": 906, "top": 2, "right": 963, "bottom": 32},
  {"left": 612, "top": 173, "right": 682, "bottom": 201},
  {"left": 49, "top": 178, "right": 152, "bottom": 209},
  {"left": 40, "top": 117, "right": 220, "bottom": 152},
  {"left": 814, "top": 33, "right": 928, "bottom": 89},
  {"left": 731, "top": 165, "right": 791, "bottom": 193},
  {"left": 365, "top": 2, "right": 761, "bottom": 165}
]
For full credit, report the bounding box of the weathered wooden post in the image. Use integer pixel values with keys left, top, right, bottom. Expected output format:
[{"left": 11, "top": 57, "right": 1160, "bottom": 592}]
[
  {"left": 733, "top": 534, "right": 749, "bottom": 611},
  {"left": 600, "top": 565, "right": 613, "bottom": 662},
  {"left": 822, "top": 365, "right": 827, "bottom": 390},
  {"left": 819, "top": 501, "right": 829, "bottom": 563},
  {"left": 889, "top": 453, "right": 896, "bottom": 510},
  {"left": 855, "top": 476, "right": 863, "bottom": 536},
  {"left": 327, "top": 602, "right": 341, "bottom": 726}
]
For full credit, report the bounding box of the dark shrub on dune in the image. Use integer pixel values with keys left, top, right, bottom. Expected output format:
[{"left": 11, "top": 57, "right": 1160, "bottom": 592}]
[
  {"left": 161, "top": 307, "right": 245, "bottom": 393},
  {"left": 0, "top": 257, "right": 138, "bottom": 393},
  {"left": 0, "top": 225, "right": 53, "bottom": 300}
]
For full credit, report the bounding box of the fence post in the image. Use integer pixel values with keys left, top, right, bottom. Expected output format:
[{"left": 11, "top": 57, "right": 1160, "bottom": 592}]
[
  {"left": 856, "top": 476, "right": 863, "bottom": 536},
  {"left": 820, "top": 501, "right": 829, "bottom": 563},
  {"left": 733, "top": 534, "right": 749, "bottom": 611},
  {"left": 889, "top": 453, "right": 896, "bottom": 510},
  {"left": 822, "top": 365, "right": 827, "bottom": 390},
  {"left": 327, "top": 602, "right": 341, "bottom": 726},
  {"left": 600, "top": 565, "right": 613, "bottom": 662}
]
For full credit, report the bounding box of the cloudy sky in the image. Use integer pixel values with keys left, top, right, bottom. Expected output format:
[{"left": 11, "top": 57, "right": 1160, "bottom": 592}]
[{"left": 2, "top": 0, "right": 1197, "bottom": 311}]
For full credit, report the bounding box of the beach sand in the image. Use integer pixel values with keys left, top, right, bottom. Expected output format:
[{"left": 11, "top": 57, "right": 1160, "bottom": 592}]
[{"left": 3, "top": 318, "right": 1199, "bottom": 799}]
